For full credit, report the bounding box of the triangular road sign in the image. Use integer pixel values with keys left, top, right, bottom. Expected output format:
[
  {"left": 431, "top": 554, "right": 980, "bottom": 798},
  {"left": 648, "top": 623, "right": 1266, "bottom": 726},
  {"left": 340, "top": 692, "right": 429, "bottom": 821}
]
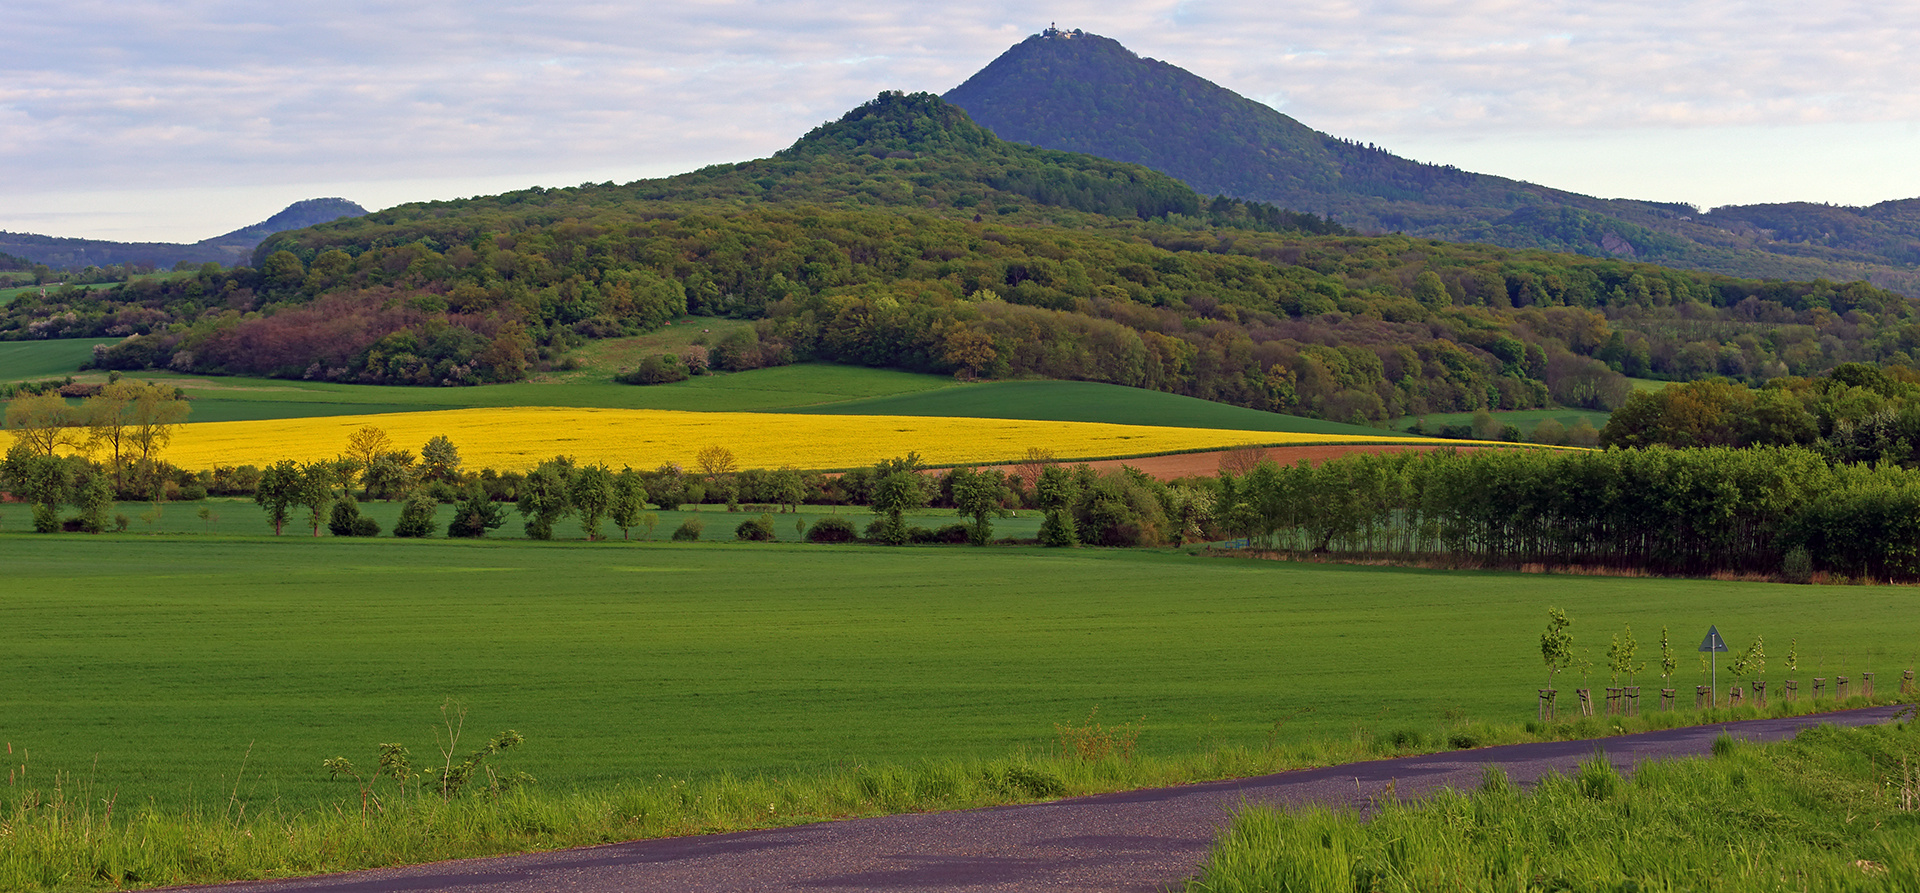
[{"left": 1698, "top": 625, "right": 1728, "bottom": 653}]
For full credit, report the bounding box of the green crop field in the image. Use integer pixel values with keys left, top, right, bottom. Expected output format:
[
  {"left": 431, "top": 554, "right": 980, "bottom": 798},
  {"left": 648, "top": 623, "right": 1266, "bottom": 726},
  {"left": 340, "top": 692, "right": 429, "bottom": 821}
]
[
  {"left": 26, "top": 499, "right": 1047, "bottom": 542},
  {"left": 4, "top": 536, "right": 1912, "bottom": 813},
  {"left": 0, "top": 339, "right": 967, "bottom": 421},
  {"left": 1394, "top": 407, "right": 1612, "bottom": 437},
  {"left": 789, "top": 379, "right": 1413, "bottom": 437},
  {"left": 0, "top": 338, "right": 114, "bottom": 381}
]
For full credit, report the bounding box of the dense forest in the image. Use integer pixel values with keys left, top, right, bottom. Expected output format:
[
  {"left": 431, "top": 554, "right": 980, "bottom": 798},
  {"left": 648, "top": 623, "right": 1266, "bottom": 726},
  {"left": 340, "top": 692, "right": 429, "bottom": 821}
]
[
  {"left": 1219, "top": 444, "right": 1920, "bottom": 581},
  {"left": 1597, "top": 362, "right": 1920, "bottom": 463},
  {"left": 4, "top": 93, "right": 1918, "bottom": 426},
  {"left": 946, "top": 30, "right": 1920, "bottom": 294}
]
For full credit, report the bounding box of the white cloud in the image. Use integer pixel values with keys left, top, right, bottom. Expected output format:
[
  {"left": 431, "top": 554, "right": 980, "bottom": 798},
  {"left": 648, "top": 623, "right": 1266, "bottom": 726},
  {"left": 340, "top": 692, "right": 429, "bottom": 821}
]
[{"left": 3, "top": 0, "right": 1916, "bottom": 240}]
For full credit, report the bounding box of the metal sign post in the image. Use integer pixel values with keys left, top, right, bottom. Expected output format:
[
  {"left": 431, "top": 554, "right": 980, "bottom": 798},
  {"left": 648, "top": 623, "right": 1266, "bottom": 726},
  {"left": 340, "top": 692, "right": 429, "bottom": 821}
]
[{"left": 1699, "top": 625, "right": 1728, "bottom": 706}]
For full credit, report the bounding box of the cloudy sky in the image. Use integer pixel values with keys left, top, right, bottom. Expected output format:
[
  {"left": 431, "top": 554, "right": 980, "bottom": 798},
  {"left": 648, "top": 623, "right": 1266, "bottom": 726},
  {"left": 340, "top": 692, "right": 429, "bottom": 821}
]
[{"left": 6, "top": 1, "right": 1917, "bottom": 243}]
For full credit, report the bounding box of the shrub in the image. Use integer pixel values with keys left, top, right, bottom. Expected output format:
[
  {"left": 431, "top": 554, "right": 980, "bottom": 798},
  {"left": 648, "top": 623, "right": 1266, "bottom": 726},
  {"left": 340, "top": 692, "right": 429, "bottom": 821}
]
[
  {"left": 929, "top": 523, "right": 971, "bottom": 544},
  {"left": 735, "top": 514, "right": 776, "bottom": 541},
  {"left": 1783, "top": 546, "right": 1813, "bottom": 584},
  {"left": 352, "top": 516, "right": 382, "bottom": 537},
  {"left": 615, "top": 353, "right": 690, "bottom": 385},
  {"left": 805, "top": 515, "right": 857, "bottom": 543},
  {"left": 393, "top": 495, "right": 439, "bottom": 538},
  {"left": 447, "top": 487, "right": 506, "bottom": 538},
  {"left": 671, "top": 518, "right": 704, "bottom": 541},
  {"left": 905, "top": 525, "right": 938, "bottom": 544},
  {"left": 865, "top": 516, "right": 909, "bottom": 545},
  {"left": 328, "top": 500, "right": 363, "bottom": 537}
]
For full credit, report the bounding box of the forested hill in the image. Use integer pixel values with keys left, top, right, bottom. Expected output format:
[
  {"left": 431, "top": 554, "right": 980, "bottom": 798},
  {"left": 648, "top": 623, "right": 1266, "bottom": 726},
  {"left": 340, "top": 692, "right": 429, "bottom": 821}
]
[
  {"left": 9, "top": 93, "right": 1920, "bottom": 433},
  {"left": 0, "top": 198, "right": 368, "bottom": 272},
  {"left": 944, "top": 30, "right": 1920, "bottom": 295}
]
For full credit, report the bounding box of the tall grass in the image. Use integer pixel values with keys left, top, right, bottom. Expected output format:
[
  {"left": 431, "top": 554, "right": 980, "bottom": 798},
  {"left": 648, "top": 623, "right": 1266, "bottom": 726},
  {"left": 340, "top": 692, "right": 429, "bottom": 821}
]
[
  {"left": 1, "top": 697, "right": 1900, "bottom": 891},
  {"left": 1188, "top": 718, "right": 1920, "bottom": 892}
]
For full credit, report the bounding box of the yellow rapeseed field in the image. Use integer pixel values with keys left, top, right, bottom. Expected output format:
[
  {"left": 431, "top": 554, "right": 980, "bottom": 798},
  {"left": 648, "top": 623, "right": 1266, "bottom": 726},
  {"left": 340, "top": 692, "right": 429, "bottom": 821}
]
[{"left": 161, "top": 407, "right": 1456, "bottom": 472}]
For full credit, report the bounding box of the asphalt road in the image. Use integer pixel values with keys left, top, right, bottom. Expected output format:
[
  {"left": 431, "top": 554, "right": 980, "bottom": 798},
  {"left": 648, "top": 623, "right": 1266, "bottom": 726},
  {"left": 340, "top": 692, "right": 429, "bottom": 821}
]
[{"left": 172, "top": 706, "right": 1903, "bottom": 893}]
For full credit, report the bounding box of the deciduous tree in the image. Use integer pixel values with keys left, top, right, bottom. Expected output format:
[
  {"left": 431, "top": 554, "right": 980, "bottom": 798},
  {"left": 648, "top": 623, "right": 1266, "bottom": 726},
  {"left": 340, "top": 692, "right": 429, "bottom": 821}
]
[
  {"left": 5, "top": 392, "right": 77, "bottom": 457},
  {"left": 256, "top": 459, "right": 300, "bottom": 535},
  {"left": 569, "top": 463, "right": 613, "bottom": 540},
  {"left": 947, "top": 467, "right": 1011, "bottom": 545}
]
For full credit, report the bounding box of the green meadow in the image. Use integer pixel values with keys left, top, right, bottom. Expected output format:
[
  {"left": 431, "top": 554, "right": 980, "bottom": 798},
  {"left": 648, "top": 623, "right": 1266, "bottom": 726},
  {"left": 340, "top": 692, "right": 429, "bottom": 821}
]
[
  {"left": 0, "top": 339, "right": 114, "bottom": 382},
  {"left": 2, "top": 337, "right": 1395, "bottom": 435},
  {"left": 37, "top": 499, "right": 1047, "bottom": 541},
  {"left": 792, "top": 379, "right": 1408, "bottom": 437},
  {"left": 3, "top": 535, "right": 1914, "bottom": 814},
  {"left": 1393, "top": 407, "right": 1612, "bottom": 437}
]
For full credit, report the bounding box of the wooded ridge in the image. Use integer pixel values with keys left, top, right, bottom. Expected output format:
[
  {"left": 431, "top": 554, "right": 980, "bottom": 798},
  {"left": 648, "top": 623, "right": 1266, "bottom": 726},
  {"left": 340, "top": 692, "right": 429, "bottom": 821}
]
[{"left": 4, "top": 93, "right": 1915, "bottom": 430}]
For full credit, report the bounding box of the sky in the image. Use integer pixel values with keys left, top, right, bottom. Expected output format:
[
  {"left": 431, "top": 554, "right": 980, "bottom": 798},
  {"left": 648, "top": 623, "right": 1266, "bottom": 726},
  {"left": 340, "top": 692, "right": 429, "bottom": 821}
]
[{"left": 5, "top": 1, "right": 1918, "bottom": 243}]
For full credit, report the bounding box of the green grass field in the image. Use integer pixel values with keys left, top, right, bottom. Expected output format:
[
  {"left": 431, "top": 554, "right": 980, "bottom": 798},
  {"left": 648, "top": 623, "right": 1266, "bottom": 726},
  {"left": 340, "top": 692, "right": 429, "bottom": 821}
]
[
  {"left": 1394, "top": 407, "right": 1612, "bottom": 437},
  {"left": 0, "top": 339, "right": 1404, "bottom": 435},
  {"left": 0, "top": 272, "right": 195, "bottom": 307},
  {"left": 0, "top": 337, "right": 968, "bottom": 421},
  {"left": 43, "top": 499, "right": 1046, "bottom": 542},
  {"left": 791, "top": 379, "right": 1413, "bottom": 437},
  {"left": 0, "top": 338, "right": 114, "bottom": 381},
  {"left": 4, "top": 535, "right": 1913, "bottom": 813}
]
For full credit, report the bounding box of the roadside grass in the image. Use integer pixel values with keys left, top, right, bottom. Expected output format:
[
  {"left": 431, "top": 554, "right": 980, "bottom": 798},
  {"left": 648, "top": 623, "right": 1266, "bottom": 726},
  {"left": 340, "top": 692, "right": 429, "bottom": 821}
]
[
  {"left": 0, "top": 696, "right": 1904, "bottom": 892},
  {"left": 788, "top": 380, "right": 1411, "bottom": 437},
  {"left": 1187, "top": 719, "right": 1920, "bottom": 892}
]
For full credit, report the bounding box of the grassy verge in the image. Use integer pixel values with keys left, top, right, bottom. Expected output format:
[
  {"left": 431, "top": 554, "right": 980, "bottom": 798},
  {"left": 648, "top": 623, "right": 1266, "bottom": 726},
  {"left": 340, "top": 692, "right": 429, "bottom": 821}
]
[
  {"left": 2, "top": 696, "right": 1905, "bottom": 891},
  {"left": 1187, "top": 712, "right": 1920, "bottom": 892}
]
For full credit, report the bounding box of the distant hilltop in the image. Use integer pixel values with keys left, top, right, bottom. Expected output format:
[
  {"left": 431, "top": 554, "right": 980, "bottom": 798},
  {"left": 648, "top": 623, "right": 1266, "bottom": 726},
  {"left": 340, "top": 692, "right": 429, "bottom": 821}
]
[
  {"left": 944, "top": 30, "right": 1920, "bottom": 294},
  {"left": 0, "top": 198, "right": 368, "bottom": 271}
]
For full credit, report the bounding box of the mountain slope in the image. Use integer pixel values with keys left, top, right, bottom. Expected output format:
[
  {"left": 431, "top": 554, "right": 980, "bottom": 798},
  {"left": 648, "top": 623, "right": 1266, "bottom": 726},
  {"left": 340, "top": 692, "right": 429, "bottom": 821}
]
[
  {"left": 10, "top": 92, "right": 1918, "bottom": 434},
  {"left": 0, "top": 198, "right": 368, "bottom": 271},
  {"left": 944, "top": 30, "right": 1920, "bottom": 294}
]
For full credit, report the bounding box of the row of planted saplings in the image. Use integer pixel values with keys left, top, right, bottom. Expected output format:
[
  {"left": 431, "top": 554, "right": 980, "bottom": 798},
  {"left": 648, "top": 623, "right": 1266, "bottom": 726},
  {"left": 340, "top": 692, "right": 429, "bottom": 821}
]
[{"left": 1533, "top": 611, "right": 1915, "bottom": 720}]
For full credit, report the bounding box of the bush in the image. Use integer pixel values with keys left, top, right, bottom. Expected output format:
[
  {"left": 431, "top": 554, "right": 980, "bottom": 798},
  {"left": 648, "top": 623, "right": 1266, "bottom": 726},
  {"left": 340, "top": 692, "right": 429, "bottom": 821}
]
[
  {"left": 328, "top": 500, "right": 363, "bottom": 537},
  {"left": 615, "top": 353, "right": 690, "bottom": 385},
  {"left": 1783, "top": 546, "right": 1813, "bottom": 584},
  {"left": 929, "top": 523, "right": 970, "bottom": 544},
  {"left": 671, "top": 518, "right": 704, "bottom": 541},
  {"left": 352, "top": 516, "right": 382, "bottom": 537},
  {"left": 393, "top": 495, "right": 439, "bottom": 538},
  {"left": 905, "top": 525, "right": 938, "bottom": 544},
  {"left": 735, "top": 514, "right": 776, "bottom": 541},
  {"left": 805, "top": 515, "right": 857, "bottom": 543},
  {"left": 447, "top": 487, "right": 506, "bottom": 538},
  {"left": 865, "top": 516, "right": 909, "bottom": 545},
  {"left": 1039, "top": 512, "right": 1077, "bottom": 547}
]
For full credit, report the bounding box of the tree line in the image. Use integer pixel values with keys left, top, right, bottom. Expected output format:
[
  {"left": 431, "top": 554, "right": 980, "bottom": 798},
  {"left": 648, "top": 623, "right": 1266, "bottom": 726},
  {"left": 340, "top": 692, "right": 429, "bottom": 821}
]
[
  {"left": 1597, "top": 362, "right": 1920, "bottom": 466},
  {"left": 1216, "top": 444, "right": 1920, "bottom": 580},
  {"left": 13, "top": 391, "right": 1920, "bottom": 582}
]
